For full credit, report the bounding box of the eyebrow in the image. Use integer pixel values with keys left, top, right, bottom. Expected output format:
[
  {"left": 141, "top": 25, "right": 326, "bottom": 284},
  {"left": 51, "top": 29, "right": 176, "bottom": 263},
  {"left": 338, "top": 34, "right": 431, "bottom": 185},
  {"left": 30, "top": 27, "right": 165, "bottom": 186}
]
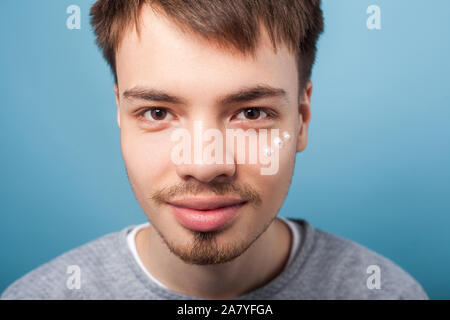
[{"left": 122, "top": 84, "right": 288, "bottom": 105}]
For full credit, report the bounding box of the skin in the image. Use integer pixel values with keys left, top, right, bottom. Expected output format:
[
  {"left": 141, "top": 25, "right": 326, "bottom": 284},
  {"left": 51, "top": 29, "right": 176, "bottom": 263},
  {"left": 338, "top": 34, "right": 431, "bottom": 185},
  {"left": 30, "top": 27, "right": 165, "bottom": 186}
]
[{"left": 113, "top": 4, "right": 312, "bottom": 299}]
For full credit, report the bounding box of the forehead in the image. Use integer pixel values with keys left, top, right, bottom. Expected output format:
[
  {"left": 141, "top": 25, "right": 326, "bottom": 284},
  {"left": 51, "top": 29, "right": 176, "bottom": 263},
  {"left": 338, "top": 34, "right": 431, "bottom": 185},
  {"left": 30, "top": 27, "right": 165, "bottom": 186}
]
[{"left": 115, "top": 4, "right": 298, "bottom": 101}]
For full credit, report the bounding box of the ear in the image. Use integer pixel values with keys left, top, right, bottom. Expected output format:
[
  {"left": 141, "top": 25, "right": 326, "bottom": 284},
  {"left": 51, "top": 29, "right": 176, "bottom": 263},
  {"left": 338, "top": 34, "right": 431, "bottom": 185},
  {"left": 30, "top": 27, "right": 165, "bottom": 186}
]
[
  {"left": 114, "top": 83, "right": 121, "bottom": 128},
  {"left": 296, "top": 80, "right": 313, "bottom": 153}
]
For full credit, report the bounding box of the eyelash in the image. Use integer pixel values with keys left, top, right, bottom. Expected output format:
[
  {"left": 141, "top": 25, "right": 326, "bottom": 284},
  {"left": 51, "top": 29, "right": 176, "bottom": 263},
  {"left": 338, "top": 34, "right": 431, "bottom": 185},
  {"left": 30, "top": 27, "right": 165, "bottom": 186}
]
[{"left": 136, "top": 107, "right": 278, "bottom": 123}]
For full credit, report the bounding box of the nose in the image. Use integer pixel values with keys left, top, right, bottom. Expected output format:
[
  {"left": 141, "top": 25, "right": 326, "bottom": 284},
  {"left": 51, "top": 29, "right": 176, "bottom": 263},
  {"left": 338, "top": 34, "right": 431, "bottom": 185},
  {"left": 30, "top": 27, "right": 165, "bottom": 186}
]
[
  {"left": 174, "top": 122, "right": 236, "bottom": 183},
  {"left": 176, "top": 160, "right": 236, "bottom": 183}
]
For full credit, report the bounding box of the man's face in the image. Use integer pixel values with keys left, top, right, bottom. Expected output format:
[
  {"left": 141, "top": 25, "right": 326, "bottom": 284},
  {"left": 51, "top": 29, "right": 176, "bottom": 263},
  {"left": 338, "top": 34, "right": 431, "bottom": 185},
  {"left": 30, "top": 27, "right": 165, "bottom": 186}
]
[{"left": 114, "top": 5, "right": 309, "bottom": 265}]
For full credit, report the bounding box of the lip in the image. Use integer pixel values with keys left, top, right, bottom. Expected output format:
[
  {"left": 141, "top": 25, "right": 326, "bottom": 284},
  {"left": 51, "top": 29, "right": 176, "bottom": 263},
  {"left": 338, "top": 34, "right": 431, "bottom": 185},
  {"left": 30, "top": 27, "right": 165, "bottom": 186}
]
[
  {"left": 167, "top": 197, "right": 247, "bottom": 232},
  {"left": 168, "top": 196, "right": 246, "bottom": 210}
]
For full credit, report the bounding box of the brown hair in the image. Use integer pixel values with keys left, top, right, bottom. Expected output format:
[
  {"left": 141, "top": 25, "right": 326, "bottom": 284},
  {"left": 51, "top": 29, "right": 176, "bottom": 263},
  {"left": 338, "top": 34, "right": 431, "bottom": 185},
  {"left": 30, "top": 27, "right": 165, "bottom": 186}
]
[{"left": 90, "top": 0, "right": 324, "bottom": 92}]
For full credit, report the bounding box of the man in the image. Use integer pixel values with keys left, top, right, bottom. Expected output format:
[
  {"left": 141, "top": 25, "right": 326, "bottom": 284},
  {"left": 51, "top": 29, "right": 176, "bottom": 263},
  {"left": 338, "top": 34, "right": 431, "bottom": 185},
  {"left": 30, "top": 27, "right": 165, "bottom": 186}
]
[{"left": 1, "top": 0, "right": 428, "bottom": 299}]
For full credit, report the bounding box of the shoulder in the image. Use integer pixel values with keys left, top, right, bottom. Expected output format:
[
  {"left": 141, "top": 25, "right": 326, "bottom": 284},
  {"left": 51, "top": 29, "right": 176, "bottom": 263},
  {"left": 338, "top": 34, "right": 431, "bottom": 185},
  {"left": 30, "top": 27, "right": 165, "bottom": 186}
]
[
  {"left": 289, "top": 219, "right": 428, "bottom": 299},
  {"left": 1, "top": 226, "right": 133, "bottom": 300}
]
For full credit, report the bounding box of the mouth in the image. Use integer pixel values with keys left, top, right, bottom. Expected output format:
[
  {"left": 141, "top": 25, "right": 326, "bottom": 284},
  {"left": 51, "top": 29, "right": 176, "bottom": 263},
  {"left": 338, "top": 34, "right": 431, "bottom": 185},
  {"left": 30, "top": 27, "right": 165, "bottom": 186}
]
[{"left": 166, "top": 196, "right": 248, "bottom": 232}]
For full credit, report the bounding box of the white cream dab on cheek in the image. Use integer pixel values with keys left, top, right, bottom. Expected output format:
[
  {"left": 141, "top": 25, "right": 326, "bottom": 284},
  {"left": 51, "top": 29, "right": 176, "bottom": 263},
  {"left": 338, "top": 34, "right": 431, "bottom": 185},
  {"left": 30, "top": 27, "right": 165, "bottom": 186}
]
[
  {"left": 271, "top": 131, "right": 291, "bottom": 150},
  {"left": 263, "top": 145, "right": 273, "bottom": 156},
  {"left": 273, "top": 137, "right": 283, "bottom": 148}
]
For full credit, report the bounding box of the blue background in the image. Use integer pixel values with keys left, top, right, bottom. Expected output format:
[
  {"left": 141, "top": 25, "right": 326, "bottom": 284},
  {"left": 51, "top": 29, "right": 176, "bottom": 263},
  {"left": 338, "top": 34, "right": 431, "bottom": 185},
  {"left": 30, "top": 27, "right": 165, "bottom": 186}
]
[{"left": 1, "top": 0, "right": 449, "bottom": 299}]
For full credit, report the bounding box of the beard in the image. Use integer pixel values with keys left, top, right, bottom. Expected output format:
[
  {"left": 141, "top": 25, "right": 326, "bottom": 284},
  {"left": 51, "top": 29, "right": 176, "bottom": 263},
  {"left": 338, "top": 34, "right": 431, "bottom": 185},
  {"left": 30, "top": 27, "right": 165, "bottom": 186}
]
[
  {"left": 150, "top": 215, "right": 275, "bottom": 265},
  {"left": 140, "top": 177, "right": 266, "bottom": 265},
  {"left": 124, "top": 166, "right": 274, "bottom": 265}
]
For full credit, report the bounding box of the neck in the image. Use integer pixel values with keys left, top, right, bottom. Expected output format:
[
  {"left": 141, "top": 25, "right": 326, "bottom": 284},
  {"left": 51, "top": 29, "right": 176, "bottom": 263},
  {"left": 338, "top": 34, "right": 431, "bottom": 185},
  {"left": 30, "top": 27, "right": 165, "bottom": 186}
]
[{"left": 135, "top": 217, "right": 292, "bottom": 299}]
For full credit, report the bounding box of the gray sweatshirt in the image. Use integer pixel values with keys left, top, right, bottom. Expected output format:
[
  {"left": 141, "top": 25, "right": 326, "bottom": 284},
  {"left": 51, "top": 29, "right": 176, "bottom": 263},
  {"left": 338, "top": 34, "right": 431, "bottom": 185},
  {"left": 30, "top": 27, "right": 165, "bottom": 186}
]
[{"left": 1, "top": 218, "right": 428, "bottom": 300}]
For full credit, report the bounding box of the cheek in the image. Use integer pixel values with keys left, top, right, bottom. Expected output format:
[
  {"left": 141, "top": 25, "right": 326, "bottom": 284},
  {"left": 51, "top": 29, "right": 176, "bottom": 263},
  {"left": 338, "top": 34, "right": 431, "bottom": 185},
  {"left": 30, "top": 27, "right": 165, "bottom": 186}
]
[
  {"left": 240, "top": 142, "right": 295, "bottom": 211},
  {"left": 121, "top": 129, "right": 173, "bottom": 186},
  {"left": 260, "top": 155, "right": 294, "bottom": 201}
]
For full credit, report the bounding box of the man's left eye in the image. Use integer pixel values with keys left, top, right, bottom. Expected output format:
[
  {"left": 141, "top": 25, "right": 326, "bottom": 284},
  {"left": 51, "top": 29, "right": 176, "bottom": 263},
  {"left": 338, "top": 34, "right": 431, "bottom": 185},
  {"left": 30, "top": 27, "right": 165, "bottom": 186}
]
[{"left": 235, "top": 108, "right": 268, "bottom": 121}]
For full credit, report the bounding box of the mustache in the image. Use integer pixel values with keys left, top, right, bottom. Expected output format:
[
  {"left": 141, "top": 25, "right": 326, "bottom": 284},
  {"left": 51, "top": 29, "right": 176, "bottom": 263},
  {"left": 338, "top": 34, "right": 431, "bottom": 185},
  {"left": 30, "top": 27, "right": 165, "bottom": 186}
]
[{"left": 149, "top": 180, "right": 262, "bottom": 207}]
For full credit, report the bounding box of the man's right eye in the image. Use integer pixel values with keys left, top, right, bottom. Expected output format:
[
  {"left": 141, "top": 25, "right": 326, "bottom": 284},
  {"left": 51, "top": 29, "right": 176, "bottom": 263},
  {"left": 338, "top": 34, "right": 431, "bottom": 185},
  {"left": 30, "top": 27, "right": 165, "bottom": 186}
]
[{"left": 140, "top": 107, "right": 174, "bottom": 121}]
